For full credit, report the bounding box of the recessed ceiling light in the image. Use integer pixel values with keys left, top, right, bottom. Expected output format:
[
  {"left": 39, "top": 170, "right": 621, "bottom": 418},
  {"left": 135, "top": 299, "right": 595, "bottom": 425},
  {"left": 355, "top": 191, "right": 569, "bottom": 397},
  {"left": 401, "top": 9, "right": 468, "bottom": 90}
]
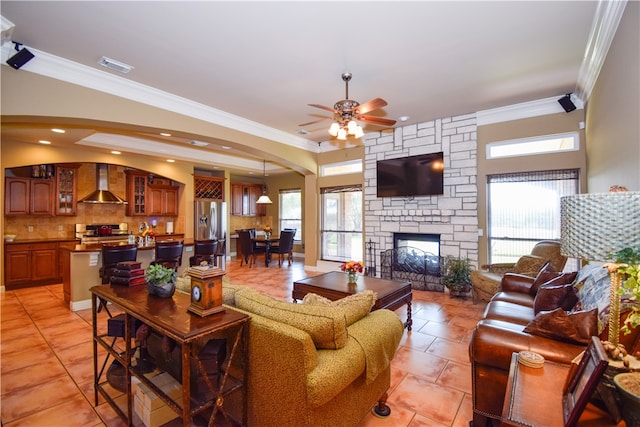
[
  {"left": 160, "top": 132, "right": 171, "bottom": 137},
  {"left": 221, "top": 146, "right": 231, "bottom": 150},
  {"left": 111, "top": 150, "right": 121, "bottom": 155},
  {"left": 189, "top": 140, "right": 209, "bottom": 147},
  {"left": 166, "top": 159, "right": 175, "bottom": 163},
  {"left": 398, "top": 115, "right": 410, "bottom": 122},
  {"left": 297, "top": 129, "right": 310, "bottom": 135},
  {"left": 98, "top": 56, "right": 134, "bottom": 73},
  {"left": 51, "top": 128, "right": 65, "bottom": 134},
  {"left": 38, "top": 140, "right": 51, "bottom": 145}
]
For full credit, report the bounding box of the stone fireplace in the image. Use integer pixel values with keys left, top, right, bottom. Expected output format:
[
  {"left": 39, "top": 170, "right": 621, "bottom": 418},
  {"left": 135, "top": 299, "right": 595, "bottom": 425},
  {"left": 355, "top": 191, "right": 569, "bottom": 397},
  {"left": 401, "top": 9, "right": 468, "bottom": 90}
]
[{"left": 363, "top": 114, "right": 479, "bottom": 287}]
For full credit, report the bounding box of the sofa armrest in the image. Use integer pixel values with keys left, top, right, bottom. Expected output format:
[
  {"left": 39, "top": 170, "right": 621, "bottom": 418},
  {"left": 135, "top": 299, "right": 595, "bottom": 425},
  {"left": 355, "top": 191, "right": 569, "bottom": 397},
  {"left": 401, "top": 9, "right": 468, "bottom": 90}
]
[
  {"left": 501, "top": 273, "right": 535, "bottom": 294},
  {"left": 469, "top": 319, "right": 585, "bottom": 370}
]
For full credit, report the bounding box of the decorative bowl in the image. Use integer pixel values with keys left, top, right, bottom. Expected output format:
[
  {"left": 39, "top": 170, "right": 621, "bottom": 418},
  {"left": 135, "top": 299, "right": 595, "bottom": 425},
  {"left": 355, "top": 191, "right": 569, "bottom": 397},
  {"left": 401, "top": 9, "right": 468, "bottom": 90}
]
[{"left": 4, "top": 234, "right": 16, "bottom": 242}]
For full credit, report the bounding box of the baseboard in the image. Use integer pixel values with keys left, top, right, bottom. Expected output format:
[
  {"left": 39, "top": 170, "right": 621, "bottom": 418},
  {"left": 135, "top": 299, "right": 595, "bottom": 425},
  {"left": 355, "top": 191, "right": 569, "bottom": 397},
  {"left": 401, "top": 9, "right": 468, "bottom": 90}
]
[{"left": 71, "top": 299, "right": 92, "bottom": 312}]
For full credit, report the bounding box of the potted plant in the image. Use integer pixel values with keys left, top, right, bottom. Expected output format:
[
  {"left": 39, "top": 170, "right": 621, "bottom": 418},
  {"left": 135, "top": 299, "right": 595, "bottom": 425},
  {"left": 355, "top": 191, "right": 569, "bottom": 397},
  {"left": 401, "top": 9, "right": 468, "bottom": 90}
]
[
  {"left": 145, "top": 264, "right": 177, "bottom": 298},
  {"left": 612, "top": 247, "right": 640, "bottom": 426},
  {"left": 442, "top": 256, "right": 472, "bottom": 298}
]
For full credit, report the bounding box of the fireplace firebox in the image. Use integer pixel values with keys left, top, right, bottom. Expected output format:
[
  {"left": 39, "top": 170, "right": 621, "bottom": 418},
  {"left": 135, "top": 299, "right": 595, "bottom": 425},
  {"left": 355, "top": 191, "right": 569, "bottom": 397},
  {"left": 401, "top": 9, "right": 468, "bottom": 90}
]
[{"left": 380, "top": 233, "right": 443, "bottom": 292}]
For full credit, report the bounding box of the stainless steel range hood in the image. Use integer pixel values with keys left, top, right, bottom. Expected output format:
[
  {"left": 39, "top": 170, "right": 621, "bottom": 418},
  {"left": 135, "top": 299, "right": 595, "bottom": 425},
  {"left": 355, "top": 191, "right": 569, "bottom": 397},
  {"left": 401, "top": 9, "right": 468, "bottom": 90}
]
[{"left": 80, "top": 163, "right": 128, "bottom": 204}]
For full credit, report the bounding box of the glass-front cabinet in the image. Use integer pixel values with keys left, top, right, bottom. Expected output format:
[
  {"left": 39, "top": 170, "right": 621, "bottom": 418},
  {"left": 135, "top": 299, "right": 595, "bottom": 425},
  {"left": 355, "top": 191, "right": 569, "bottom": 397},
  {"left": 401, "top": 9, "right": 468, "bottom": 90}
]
[
  {"left": 55, "top": 164, "right": 80, "bottom": 216},
  {"left": 126, "top": 170, "right": 147, "bottom": 216}
]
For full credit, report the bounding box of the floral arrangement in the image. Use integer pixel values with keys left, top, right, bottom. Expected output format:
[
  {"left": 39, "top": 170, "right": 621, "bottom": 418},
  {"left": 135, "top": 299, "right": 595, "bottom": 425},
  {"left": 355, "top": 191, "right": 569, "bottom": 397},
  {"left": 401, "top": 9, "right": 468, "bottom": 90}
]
[
  {"left": 340, "top": 260, "right": 364, "bottom": 274},
  {"left": 263, "top": 226, "right": 272, "bottom": 233}
]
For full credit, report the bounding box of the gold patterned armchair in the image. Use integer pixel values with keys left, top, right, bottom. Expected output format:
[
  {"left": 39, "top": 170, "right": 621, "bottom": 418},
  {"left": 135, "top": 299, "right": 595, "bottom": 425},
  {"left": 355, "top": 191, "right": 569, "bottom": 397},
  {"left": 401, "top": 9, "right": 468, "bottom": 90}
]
[{"left": 470, "top": 240, "right": 567, "bottom": 303}]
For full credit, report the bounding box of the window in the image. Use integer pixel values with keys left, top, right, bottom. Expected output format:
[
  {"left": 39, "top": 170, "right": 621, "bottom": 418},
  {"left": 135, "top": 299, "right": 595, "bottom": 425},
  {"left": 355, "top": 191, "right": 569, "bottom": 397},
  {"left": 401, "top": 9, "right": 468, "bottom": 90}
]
[
  {"left": 320, "top": 185, "right": 362, "bottom": 262},
  {"left": 320, "top": 160, "right": 362, "bottom": 177},
  {"left": 487, "top": 169, "right": 579, "bottom": 264},
  {"left": 486, "top": 133, "right": 579, "bottom": 159},
  {"left": 279, "top": 189, "right": 301, "bottom": 241}
]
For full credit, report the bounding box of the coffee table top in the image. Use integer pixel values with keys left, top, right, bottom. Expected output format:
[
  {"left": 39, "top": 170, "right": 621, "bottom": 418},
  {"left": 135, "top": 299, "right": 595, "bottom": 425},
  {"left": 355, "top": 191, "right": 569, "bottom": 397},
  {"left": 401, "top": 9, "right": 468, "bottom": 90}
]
[{"left": 293, "top": 271, "right": 410, "bottom": 298}]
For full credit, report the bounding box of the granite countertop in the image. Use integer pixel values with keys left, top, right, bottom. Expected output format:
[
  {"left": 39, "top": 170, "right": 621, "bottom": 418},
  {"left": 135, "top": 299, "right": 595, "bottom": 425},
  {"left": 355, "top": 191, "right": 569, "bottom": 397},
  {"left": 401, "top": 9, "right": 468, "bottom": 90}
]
[
  {"left": 4, "top": 237, "right": 80, "bottom": 245},
  {"left": 65, "top": 239, "right": 194, "bottom": 253}
]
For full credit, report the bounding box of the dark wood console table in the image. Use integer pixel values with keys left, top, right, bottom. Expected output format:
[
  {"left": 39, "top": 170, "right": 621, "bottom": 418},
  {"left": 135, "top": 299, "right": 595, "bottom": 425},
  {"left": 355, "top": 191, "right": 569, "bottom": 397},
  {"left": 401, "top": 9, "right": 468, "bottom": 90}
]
[
  {"left": 292, "top": 271, "right": 412, "bottom": 330},
  {"left": 90, "top": 285, "right": 249, "bottom": 427}
]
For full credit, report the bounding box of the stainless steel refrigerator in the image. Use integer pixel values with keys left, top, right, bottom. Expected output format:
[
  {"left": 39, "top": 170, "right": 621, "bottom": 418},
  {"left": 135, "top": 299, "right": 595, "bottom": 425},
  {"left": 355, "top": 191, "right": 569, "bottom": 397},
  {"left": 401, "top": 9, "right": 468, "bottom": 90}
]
[{"left": 194, "top": 201, "right": 227, "bottom": 249}]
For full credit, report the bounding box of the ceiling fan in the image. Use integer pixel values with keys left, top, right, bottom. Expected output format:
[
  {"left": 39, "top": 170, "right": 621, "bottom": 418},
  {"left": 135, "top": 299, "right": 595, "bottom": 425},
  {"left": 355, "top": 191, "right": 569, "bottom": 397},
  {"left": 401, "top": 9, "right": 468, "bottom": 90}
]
[{"left": 299, "top": 73, "right": 396, "bottom": 138}]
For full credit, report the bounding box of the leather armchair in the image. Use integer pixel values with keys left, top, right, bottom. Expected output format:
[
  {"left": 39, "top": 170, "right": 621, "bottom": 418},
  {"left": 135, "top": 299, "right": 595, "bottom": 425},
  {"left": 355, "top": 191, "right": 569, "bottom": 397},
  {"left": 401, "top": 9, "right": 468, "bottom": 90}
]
[{"left": 470, "top": 240, "right": 567, "bottom": 303}]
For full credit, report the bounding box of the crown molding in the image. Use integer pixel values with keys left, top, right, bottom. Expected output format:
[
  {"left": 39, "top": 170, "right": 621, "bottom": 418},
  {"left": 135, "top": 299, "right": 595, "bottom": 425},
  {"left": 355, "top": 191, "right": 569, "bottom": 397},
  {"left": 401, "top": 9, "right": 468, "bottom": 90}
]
[
  {"left": 0, "top": 41, "right": 319, "bottom": 153},
  {"left": 476, "top": 95, "right": 584, "bottom": 126},
  {"left": 576, "top": 0, "right": 628, "bottom": 102}
]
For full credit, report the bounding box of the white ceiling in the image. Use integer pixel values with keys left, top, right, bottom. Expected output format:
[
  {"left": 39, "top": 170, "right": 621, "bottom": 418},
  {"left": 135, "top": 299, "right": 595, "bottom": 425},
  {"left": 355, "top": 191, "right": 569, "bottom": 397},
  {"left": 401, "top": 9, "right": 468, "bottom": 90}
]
[{"left": 0, "top": 1, "right": 607, "bottom": 174}]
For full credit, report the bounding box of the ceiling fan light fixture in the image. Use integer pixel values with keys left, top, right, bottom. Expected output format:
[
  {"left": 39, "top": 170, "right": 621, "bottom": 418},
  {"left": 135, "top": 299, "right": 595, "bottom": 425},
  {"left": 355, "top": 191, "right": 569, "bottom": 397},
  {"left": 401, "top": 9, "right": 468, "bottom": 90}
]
[
  {"left": 354, "top": 126, "right": 364, "bottom": 138},
  {"left": 328, "top": 122, "right": 340, "bottom": 136},
  {"left": 347, "top": 120, "right": 358, "bottom": 135},
  {"left": 337, "top": 128, "right": 347, "bottom": 140}
]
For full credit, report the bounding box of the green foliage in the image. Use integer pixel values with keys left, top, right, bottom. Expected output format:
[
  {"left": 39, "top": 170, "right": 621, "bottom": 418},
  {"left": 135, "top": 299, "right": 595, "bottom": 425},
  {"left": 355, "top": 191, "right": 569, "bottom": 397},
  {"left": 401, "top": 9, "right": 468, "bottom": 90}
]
[
  {"left": 442, "top": 256, "right": 472, "bottom": 291},
  {"left": 145, "top": 264, "right": 177, "bottom": 286},
  {"left": 614, "top": 247, "right": 640, "bottom": 334}
]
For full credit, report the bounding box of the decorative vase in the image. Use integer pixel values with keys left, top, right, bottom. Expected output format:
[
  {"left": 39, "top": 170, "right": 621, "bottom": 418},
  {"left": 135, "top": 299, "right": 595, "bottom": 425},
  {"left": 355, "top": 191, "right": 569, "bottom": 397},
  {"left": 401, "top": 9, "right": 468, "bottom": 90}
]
[
  {"left": 347, "top": 271, "right": 358, "bottom": 284},
  {"left": 613, "top": 372, "right": 640, "bottom": 427},
  {"left": 147, "top": 281, "right": 176, "bottom": 298},
  {"left": 265, "top": 232, "right": 271, "bottom": 239}
]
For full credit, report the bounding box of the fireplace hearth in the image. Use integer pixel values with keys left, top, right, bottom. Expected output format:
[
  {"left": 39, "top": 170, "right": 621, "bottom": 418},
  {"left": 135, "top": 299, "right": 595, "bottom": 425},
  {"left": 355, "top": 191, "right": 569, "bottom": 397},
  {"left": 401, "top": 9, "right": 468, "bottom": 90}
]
[{"left": 379, "top": 233, "right": 444, "bottom": 292}]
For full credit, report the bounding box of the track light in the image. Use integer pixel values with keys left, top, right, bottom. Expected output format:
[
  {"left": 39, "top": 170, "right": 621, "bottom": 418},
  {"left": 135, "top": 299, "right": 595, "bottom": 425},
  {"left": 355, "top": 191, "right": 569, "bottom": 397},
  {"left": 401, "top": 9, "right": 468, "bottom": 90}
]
[{"left": 6, "top": 42, "right": 34, "bottom": 70}]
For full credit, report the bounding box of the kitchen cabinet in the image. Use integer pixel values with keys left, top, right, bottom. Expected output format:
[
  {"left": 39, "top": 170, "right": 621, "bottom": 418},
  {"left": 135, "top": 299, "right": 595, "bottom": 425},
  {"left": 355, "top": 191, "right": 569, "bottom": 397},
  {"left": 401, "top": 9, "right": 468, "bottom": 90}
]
[
  {"left": 230, "top": 183, "right": 266, "bottom": 216},
  {"left": 5, "top": 177, "right": 53, "bottom": 216},
  {"left": 125, "top": 170, "right": 147, "bottom": 216},
  {"left": 148, "top": 184, "right": 179, "bottom": 216},
  {"left": 55, "top": 164, "right": 80, "bottom": 216},
  {"left": 126, "top": 170, "right": 179, "bottom": 216},
  {"left": 5, "top": 242, "right": 60, "bottom": 289}
]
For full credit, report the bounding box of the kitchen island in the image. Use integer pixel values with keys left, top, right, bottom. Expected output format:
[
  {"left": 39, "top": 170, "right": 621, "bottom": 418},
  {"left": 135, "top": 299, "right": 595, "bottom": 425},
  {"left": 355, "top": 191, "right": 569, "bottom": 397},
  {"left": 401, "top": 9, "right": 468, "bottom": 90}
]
[{"left": 60, "top": 239, "right": 194, "bottom": 311}]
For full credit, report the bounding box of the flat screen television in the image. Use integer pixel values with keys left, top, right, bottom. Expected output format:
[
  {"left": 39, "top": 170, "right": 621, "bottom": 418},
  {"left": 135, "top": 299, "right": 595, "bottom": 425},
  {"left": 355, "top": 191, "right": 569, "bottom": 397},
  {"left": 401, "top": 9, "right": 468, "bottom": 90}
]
[{"left": 376, "top": 152, "right": 444, "bottom": 197}]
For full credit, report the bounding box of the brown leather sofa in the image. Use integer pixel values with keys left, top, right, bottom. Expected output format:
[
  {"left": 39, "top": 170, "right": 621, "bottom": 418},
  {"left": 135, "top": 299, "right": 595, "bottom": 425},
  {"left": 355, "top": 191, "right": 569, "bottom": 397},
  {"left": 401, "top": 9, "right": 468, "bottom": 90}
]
[{"left": 468, "top": 271, "right": 640, "bottom": 427}]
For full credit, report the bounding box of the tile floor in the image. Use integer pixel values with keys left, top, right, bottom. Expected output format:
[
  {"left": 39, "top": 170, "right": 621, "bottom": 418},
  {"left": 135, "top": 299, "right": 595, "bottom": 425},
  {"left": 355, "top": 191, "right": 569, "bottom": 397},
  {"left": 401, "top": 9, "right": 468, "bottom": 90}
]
[{"left": 1, "top": 257, "right": 486, "bottom": 427}]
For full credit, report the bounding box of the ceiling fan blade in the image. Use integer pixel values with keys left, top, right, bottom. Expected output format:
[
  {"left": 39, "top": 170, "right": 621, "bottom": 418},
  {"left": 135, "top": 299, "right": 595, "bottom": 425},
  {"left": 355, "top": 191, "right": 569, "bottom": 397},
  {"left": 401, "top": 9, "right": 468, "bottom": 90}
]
[
  {"left": 355, "top": 98, "right": 388, "bottom": 115},
  {"left": 298, "top": 117, "right": 331, "bottom": 127},
  {"left": 358, "top": 115, "right": 397, "bottom": 126},
  {"left": 308, "top": 103, "right": 336, "bottom": 113}
]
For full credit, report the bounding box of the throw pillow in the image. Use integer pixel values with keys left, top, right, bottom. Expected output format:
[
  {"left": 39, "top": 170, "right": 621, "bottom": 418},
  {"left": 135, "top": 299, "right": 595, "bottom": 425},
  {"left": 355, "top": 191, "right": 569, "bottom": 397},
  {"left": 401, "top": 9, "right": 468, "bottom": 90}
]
[
  {"left": 529, "top": 262, "right": 555, "bottom": 296},
  {"left": 303, "top": 290, "right": 377, "bottom": 326},
  {"left": 533, "top": 279, "right": 579, "bottom": 314},
  {"left": 524, "top": 308, "right": 597, "bottom": 345},
  {"left": 235, "top": 289, "right": 348, "bottom": 349}
]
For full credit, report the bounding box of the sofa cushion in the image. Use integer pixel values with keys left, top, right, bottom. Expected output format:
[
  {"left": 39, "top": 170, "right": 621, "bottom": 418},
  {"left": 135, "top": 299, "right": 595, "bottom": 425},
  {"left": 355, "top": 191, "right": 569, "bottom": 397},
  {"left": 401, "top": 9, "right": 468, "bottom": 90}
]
[
  {"left": 483, "top": 300, "right": 535, "bottom": 325},
  {"left": 524, "top": 308, "right": 597, "bottom": 345},
  {"left": 235, "top": 289, "right": 348, "bottom": 349},
  {"left": 490, "top": 291, "right": 535, "bottom": 307},
  {"left": 533, "top": 280, "right": 578, "bottom": 314},
  {"left": 221, "top": 280, "right": 251, "bottom": 306},
  {"left": 302, "top": 291, "right": 377, "bottom": 326}
]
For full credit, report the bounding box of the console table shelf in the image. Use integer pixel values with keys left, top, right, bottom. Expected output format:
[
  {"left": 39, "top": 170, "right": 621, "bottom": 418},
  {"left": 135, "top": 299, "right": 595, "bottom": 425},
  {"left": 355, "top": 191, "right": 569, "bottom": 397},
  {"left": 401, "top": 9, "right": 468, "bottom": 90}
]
[{"left": 91, "top": 285, "right": 249, "bottom": 427}]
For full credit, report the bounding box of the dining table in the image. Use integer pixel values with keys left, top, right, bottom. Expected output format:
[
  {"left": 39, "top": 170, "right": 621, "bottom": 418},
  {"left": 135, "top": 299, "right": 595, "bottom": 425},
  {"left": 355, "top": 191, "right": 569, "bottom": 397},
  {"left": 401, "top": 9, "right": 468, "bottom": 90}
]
[{"left": 252, "top": 236, "right": 280, "bottom": 266}]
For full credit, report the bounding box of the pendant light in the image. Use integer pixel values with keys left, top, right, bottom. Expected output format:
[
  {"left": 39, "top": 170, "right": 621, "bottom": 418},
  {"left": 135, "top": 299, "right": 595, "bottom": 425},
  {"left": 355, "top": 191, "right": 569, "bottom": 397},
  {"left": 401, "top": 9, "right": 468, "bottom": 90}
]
[{"left": 256, "top": 160, "right": 273, "bottom": 204}]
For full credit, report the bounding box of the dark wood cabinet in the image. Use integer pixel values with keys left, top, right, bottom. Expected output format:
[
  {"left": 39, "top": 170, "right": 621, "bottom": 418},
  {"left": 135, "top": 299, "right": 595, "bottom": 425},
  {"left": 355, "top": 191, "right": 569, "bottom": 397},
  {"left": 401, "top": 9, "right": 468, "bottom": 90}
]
[
  {"left": 148, "top": 184, "right": 179, "bottom": 216},
  {"left": 127, "top": 171, "right": 179, "bottom": 216},
  {"left": 125, "top": 170, "right": 148, "bottom": 216},
  {"left": 5, "top": 242, "right": 59, "bottom": 289},
  {"left": 55, "top": 164, "right": 80, "bottom": 216},
  {"left": 231, "top": 182, "right": 266, "bottom": 216},
  {"left": 5, "top": 177, "right": 54, "bottom": 216}
]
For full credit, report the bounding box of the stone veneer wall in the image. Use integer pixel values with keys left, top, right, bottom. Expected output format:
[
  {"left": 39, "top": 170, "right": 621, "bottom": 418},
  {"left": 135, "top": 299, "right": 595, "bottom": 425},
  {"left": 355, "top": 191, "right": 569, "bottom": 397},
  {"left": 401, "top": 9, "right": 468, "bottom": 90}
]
[{"left": 364, "top": 114, "right": 479, "bottom": 273}]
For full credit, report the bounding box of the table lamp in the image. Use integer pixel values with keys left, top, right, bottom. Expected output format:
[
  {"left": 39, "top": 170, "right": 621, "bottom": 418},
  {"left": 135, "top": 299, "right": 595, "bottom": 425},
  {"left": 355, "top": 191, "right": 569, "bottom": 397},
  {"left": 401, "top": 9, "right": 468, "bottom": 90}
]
[{"left": 560, "top": 191, "right": 640, "bottom": 347}]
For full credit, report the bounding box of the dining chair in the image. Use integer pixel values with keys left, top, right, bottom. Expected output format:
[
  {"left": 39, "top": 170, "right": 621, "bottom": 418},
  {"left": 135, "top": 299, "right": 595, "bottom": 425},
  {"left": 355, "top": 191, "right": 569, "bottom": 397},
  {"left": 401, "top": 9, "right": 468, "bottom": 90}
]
[
  {"left": 237, "top": 229, "right": 265, "bottom": 267},
  {"left": 152, "top": 240, "right": 184, "bottom": 270},
  {"left": 272, "top": 229, "right": 295, "bottom": 267}
]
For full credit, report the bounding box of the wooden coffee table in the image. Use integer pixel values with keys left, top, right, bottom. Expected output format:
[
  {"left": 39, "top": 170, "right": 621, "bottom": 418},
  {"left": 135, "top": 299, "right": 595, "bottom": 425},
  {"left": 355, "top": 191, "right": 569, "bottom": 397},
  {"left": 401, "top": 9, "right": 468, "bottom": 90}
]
[{"left": 292, "top": 271, "right": 412, "bottom": 330}]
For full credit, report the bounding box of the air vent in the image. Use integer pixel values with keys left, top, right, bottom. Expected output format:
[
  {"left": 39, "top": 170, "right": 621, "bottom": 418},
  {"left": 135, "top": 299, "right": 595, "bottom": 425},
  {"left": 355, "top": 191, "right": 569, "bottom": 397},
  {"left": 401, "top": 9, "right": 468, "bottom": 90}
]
[
  {"left": 98, "top": 56, "right": 133, "bottom": 74},
  {"left": 189, "top": 140, "right": 209, "bottom": 147}
]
